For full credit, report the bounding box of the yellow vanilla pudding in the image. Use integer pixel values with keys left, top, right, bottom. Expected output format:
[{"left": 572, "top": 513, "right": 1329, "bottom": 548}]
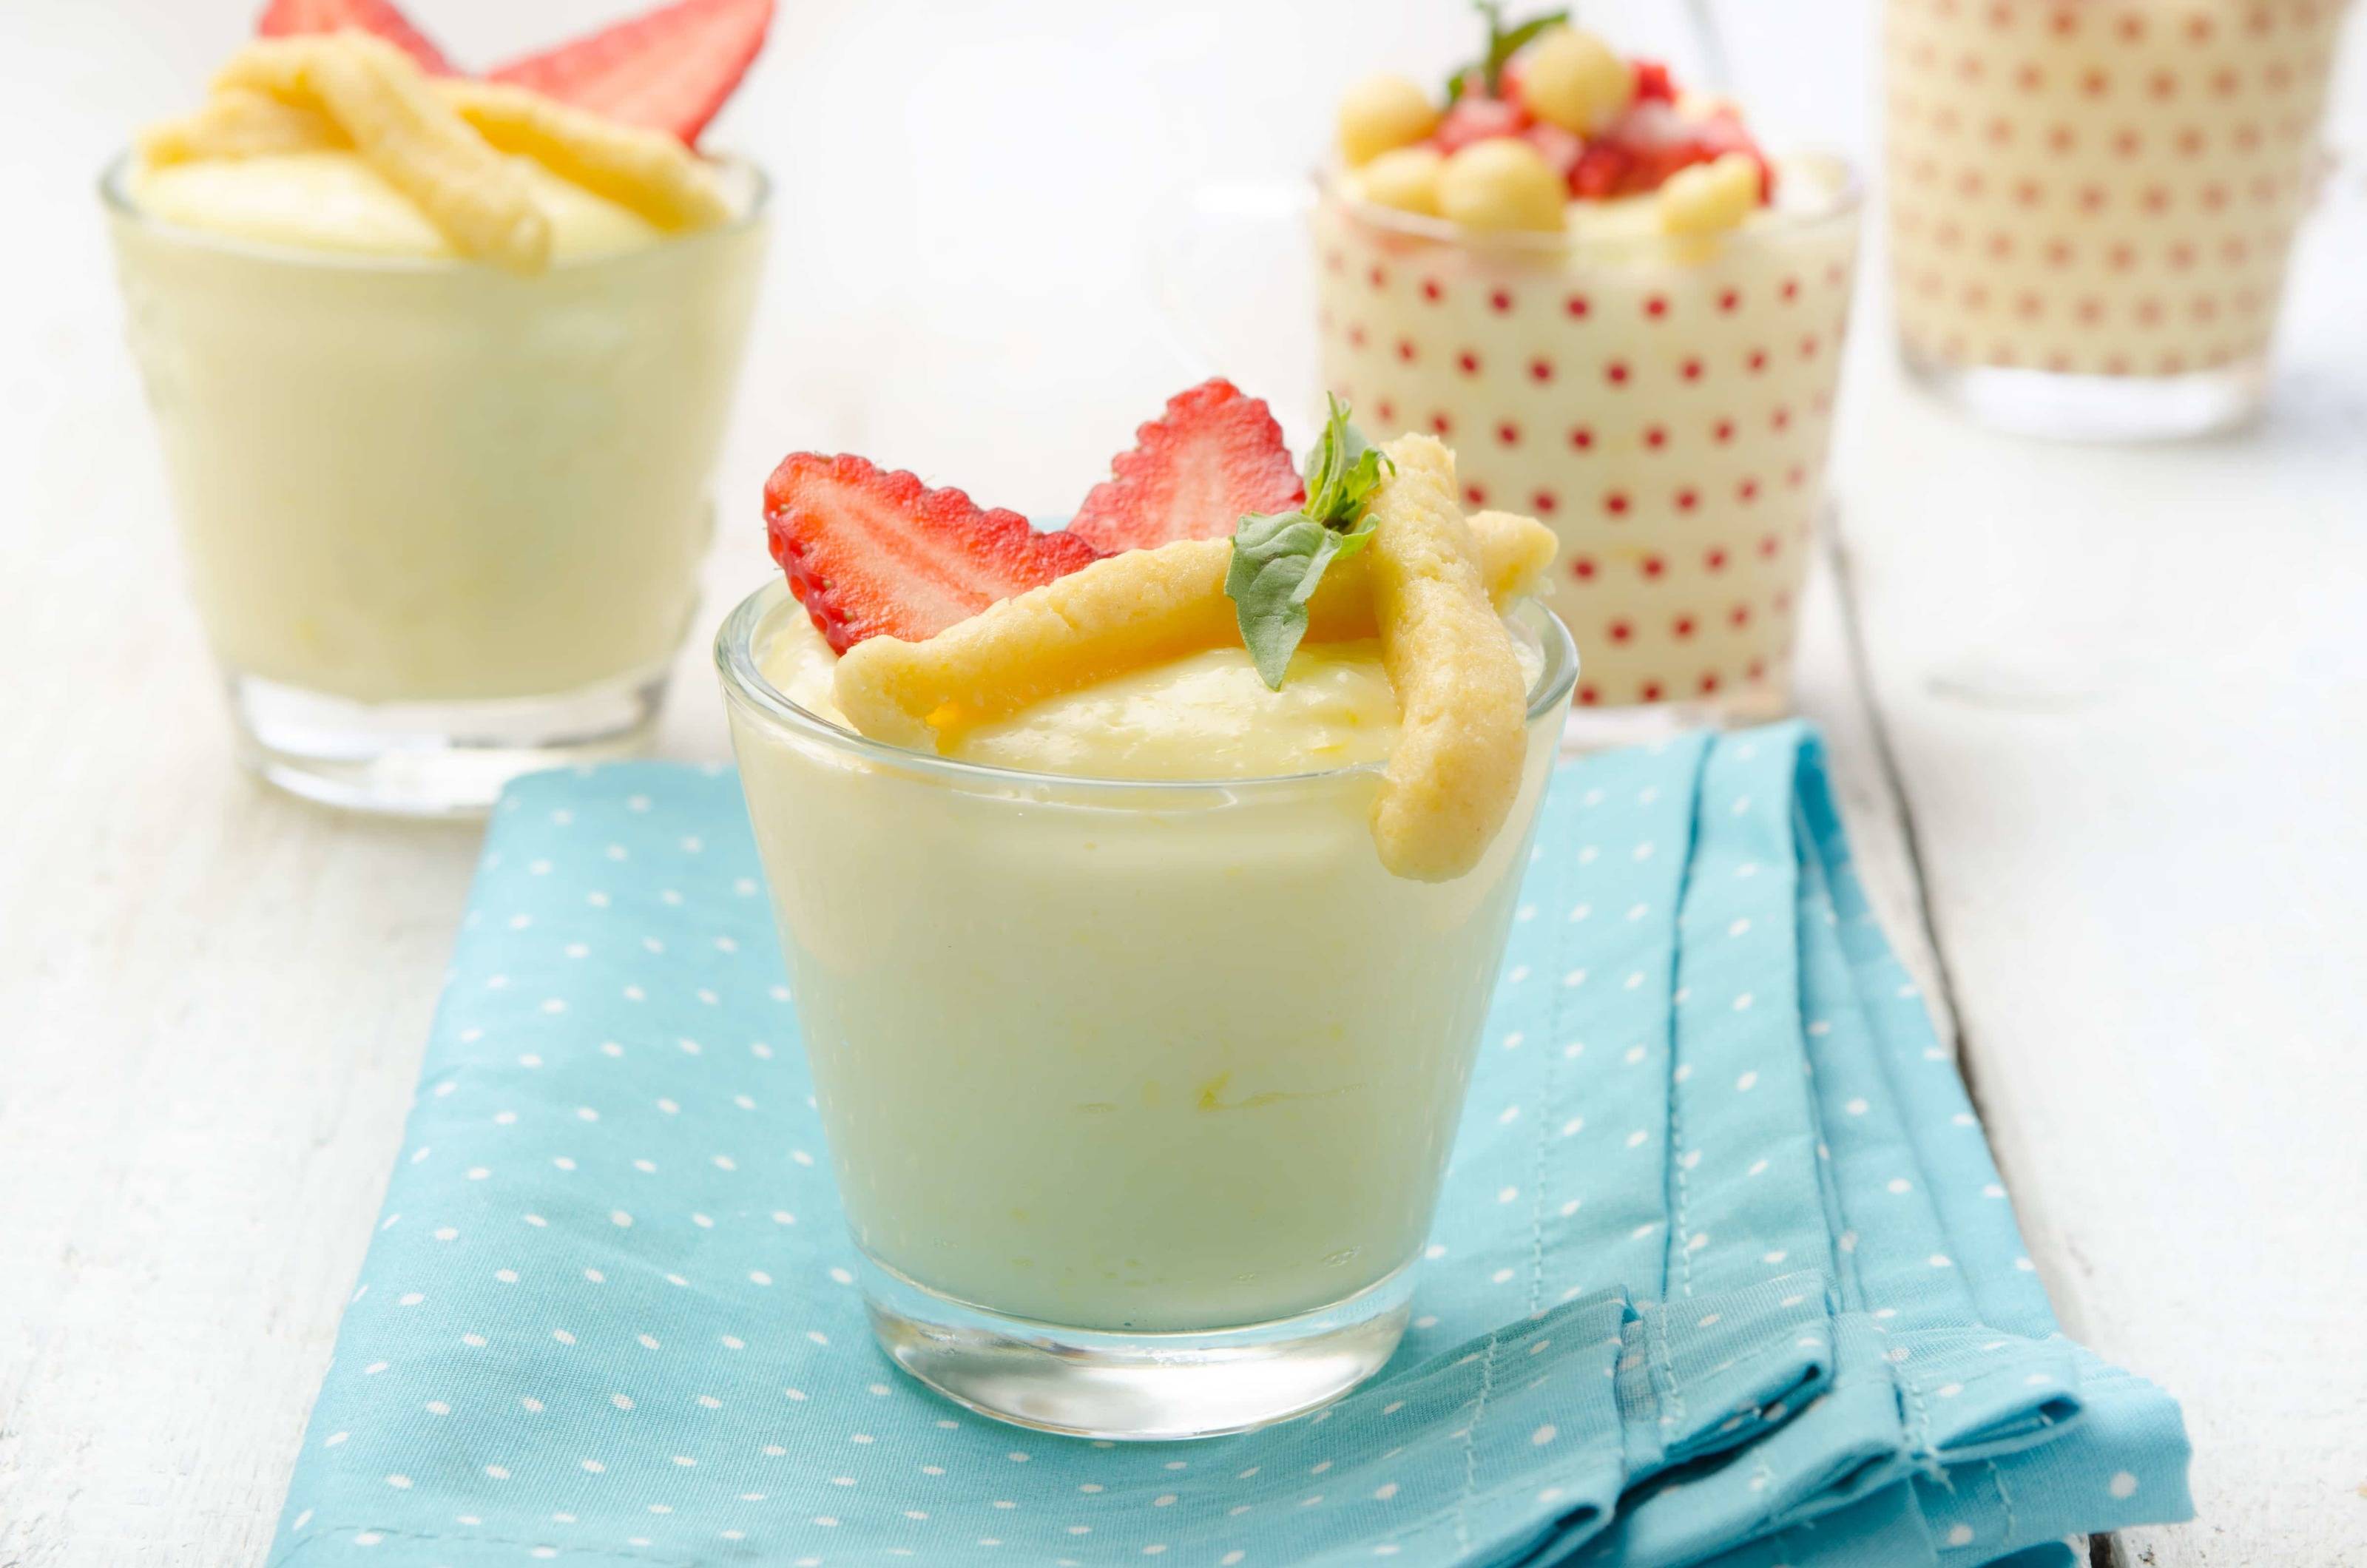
[
  {"left": 1317, "top": 14, "right": 1861, "bottom": 726},
  {"left": 720, "top": 390, "right": 1576, "bottom": 1436},
  {"left": 736, "top": 607, "right": 1560, "bottom": 1338},
  {"left": 107, "top": 20, "right": 771, "bottom": 812},
  {"left": 1885, "top": 0, "right": 2351, "bottom": 436}
]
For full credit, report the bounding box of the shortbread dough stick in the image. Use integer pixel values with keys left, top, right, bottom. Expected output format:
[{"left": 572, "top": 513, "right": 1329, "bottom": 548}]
[
  {"left": 216, "top": 35, "right": 551, "bottom": 271},
  {"left": 140, "top": 89, "right": 346, "bottom": 165},
  {"left": 439, "top": 80, "right": 730, "bottom": 232},
  {"left": 1363, "top": 435, "right": 1530, "bottom": 883},
  {"left": 831, "top": 510, "right": 1556, "bottom": 751}
]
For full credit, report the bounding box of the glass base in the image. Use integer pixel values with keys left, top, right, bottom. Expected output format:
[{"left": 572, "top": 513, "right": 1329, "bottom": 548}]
[
  {"left": 1901, "top": 348, "right": 2267, "bottom": 442},
  {"left": 858, "top": 1253, "right": 1414, "bottom": 1442},
  {"left": 1560, "top": 682, "right": 1791, "bottom": 754},
  {"left": 228, "top": 667, "right": 669, "bottom": 820}
]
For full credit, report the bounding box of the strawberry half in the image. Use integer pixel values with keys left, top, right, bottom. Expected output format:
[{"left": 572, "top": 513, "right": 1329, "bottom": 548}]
[
  {"left": 1064, "top": 379, "right": 1305, "bottom": 555},
  {"left": 487, "top": 0, "right": 773, "bottom": 144},
  {"left": 256, "top": 0, "right": 454, "bottom": 74},
  {"left": 766, "top": 454, "right": 1102, "bottom": 652}
]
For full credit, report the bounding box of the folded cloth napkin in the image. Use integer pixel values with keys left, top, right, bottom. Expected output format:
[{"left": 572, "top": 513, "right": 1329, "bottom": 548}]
[{"left": 267, "top": 723, "right": 2190, "bottom": 1568}]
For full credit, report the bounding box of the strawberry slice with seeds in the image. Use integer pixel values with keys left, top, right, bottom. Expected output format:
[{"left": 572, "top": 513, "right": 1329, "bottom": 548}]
[
  {"left": 256, "top": 0, "right": 454, "bottom": 74},
  {"left": 1065, "top": 379, "right": 1305, "bottom": 555},
  {"left": 487, "top": 0, "right": 773, "bottom": 143},
  {"left": 766, "top": 454, "right": 1102, "bottom": 652}
]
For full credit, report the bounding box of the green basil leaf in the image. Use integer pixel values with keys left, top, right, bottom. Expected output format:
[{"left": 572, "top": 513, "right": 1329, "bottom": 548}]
[
  {"left": 1226, "top": 396, "right": 1392, "bottom": 688},
  {"left": 1300, "top": 395, "right": 1354, "bottom": 519},
  {"left": 1225, "top": 510, "right": 1335, "bottom": 689},
  {"left": 1334, "top": 447, "right": 1392, "bottom": 522},
  {"left": 1450, "top": 1, "right": 1573, "bottom": 98}
]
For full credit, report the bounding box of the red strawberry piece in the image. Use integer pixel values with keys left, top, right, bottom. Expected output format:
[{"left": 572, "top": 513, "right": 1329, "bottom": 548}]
[
  {"left": 1632, "top": 59, "right": 1678, "bottom": 104},
  {"left": 487, "top": 0, "right": 774, "bottom": 144},
  {"left": 1064, "top": 379, "right": 1305, "bottom": 555},
  {"left": 1584, "top": 99, "right": 1775, "bottom": 198},
  {"left": 765, "top": 454, "right": 1101, "bottom": 652},
  {"left": 1695, "top": 108, "right": 1777, "bottom": 199},
  {"left": 1431, "top": 95, "right": 1533, "bottom": 156},
  {"left": 1570, "top": 141, "right": 1635, "bottom": 200},
  {"left": 256, "top": 0, "right": 453, "bottom": 74},
  {"left": 1522, "top": 121, "right": 1584, "bottom": 179}
]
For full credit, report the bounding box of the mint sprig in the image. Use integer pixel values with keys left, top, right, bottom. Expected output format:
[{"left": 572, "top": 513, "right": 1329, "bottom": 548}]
[
  {"left": 1445, "top": 1, "right": 1571, "bottom": 104},
  {"left": 1224, "top": 396, "right": 1393, "bottom": 690}
]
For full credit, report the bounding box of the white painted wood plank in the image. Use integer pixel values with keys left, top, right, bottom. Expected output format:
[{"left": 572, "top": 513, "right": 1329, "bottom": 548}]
[{"left": 1830, "top": 38, "right": 2367, "bottom": 1561}]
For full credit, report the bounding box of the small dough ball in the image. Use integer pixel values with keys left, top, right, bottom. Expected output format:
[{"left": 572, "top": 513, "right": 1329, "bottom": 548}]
[
  {"left": 1516, "top": 27, "right": 1635, "bottom": 135},
  {"left": 1658, "top": 152, "right": 1763, "bottom": 235},
  {"left": 1337, "top": 74, "right": 1442, "bottom": 166},
  {"left": 1438, "top": 138, "right": 1567, "bottom": 233},
  {"left": 1357, "top": 146, "right": 1445, "bottom": 216}
]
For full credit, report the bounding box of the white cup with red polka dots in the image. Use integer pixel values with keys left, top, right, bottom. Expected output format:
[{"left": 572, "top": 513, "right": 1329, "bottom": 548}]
[
  {"left": 1887, "top": 0, "right": 2355, "bottom": 439},
  {"left": 1309, "top": 157, "right": 1862, "bottom": 737}
]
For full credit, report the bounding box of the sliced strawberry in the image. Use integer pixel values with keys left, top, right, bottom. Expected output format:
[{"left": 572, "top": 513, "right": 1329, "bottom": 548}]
[
  {"left": 1064, "top": 379, "right": 1305, "bottom": 555},
  {"left": 487, "top": 0, "right": 773, "bottom": 144},
  {"left": 256, "top": 0, "right": 454, "bottom": 74},
  {"left": 1431, "top": 95, "right": 1531, "bottom": 156},
  {"left": 766, "top": 454, "right": 1101, "bottom": 652}
]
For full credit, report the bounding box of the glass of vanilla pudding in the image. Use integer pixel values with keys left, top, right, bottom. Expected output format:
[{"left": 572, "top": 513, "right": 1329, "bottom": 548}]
[
  {"left": 1885, "top": 0, "right": 2353, "bottom": 439},
  {"left": 718, "top": 581, "right": 1578, "bottom": 1439},
  {"left": 101, "top": 153, "right": 767, "bottom": 816},
  {"left": 1314, "top": 157, "right": 1860, "bottom": 737}
]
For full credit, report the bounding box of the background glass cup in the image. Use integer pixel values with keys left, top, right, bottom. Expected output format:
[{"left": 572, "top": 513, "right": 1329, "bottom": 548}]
[
  {"left": 1310, "top": 163, "right": 1861, "bottom": 742},
  {"left": 103, "top": 157, "right": 769, "bottom": 817},
  {"left": 1885, "top": 0, "right": 2354, "bottom": 439},
  {"left": 718, "top": 581, "right": 1578, "bottom": 1440}
]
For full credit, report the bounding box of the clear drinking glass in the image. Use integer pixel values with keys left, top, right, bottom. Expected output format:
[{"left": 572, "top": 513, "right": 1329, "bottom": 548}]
[
  {"left": 1885, "top": 0, "right": 2354, "bottom": 439},
  {"left": 102, "top": 156, "right": 769, "bottom": 816},
  {"left": 1311, "top": 160, "right": 1862, "bottom": 742},
  {"left": 717, "top": 581, "right": 1578, "bottom": 1439}
]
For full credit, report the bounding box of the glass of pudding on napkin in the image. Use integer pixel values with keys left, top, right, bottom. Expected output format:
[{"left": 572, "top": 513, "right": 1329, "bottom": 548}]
[{"left": 720, "top": 383, "right": 1578, "bottom": 1438}]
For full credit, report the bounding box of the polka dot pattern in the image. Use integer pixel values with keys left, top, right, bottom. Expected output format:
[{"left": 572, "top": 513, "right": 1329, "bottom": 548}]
[
  {"left": 1886, "top": 0, "right": 2348, "bottom": 376},
  {"left": 1313, "top": 189, "right": 1858, "bottom": 711},
  {"left": 271, "top": 738, "right": 2188, "bottom": 1566}
]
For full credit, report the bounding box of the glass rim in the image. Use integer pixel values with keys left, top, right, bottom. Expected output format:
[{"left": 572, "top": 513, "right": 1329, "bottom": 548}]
[
  {"left": 95, "top": 146, "right": 771, "bottom": 273},
  {"left": 715, "top": 576, "right": 1581, "bottom": 794},
  {"left": 1314, "top": 145, "right": 1863, "bottom": 254}
]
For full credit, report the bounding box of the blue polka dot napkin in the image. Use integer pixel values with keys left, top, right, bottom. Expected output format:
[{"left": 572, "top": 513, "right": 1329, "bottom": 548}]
[{"left": 267, "top": 723, "right": 2189, "bottom": 1568}]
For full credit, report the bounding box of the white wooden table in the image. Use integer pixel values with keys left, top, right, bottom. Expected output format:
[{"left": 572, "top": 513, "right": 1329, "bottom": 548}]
[{"left": 2, "top": 2, "right": 2362, "bottom": 1564}]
